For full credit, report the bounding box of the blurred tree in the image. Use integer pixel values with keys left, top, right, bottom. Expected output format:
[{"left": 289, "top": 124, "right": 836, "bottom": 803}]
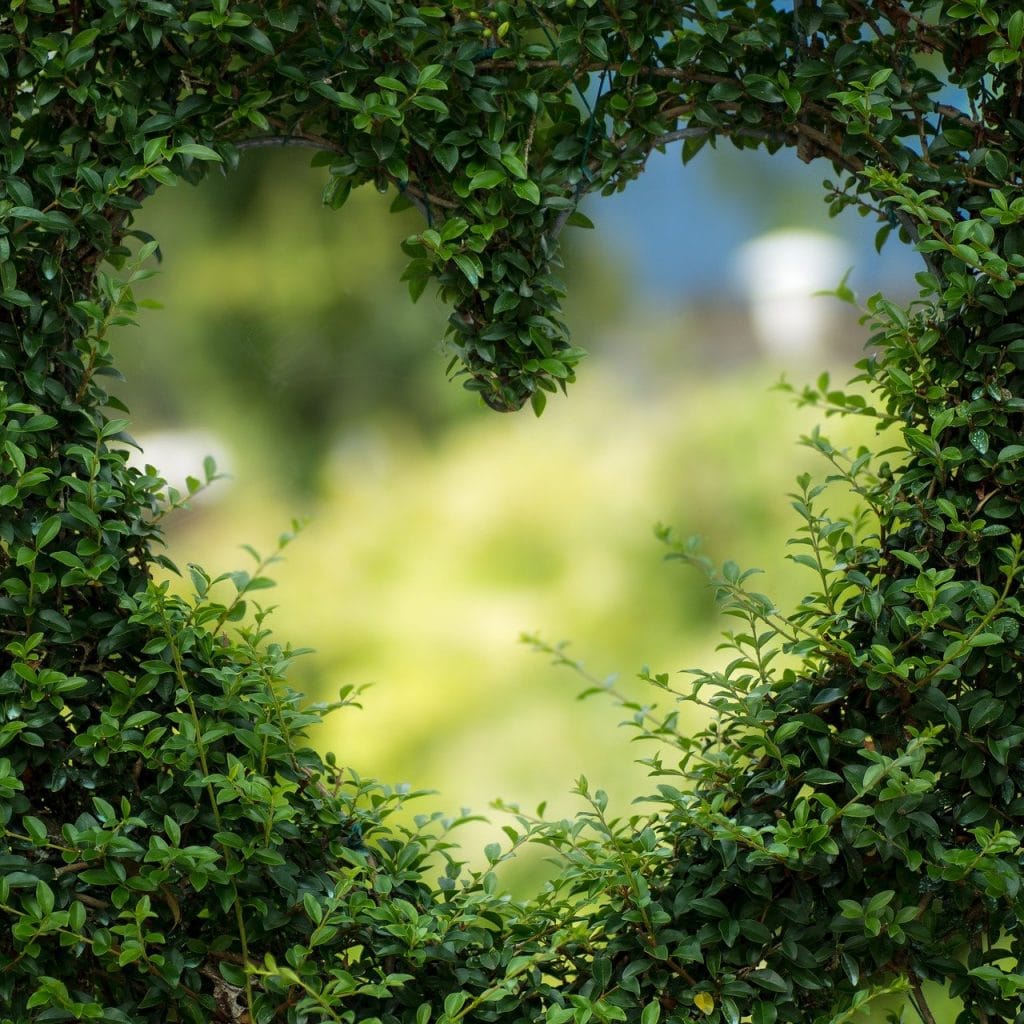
[
  {"left": 117, "top": 150, "right": 452, "bottom": 493},
  {"left": 118, "top": 150, "right": 630, "bottom": 495}
]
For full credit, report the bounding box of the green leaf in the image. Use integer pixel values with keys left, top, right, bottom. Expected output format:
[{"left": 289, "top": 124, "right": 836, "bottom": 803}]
[
  {"left": 35, "top": 880, "right": 54, "bottom": 916},
  {"left": 968, "top": 632, "right": 1004, "bottom": 647},
  {"left": 70, "top": 28, "right": 102, "bottom": 50},
  {"left": 412, "top": 95, "right": 449, "bottom": 115},
  {"left": 842, "top": 803, "right": 873, "bottom": 818},
  {"left": 174, "top": 143, "right": 223, "bottom": 162},
  {"left": 584, "top": 34, "right": 609, "bottom": 61},
  {"left": 375, "top": 75, "right": 408, "bottom": 94},
  {"left": 23, "top": 815, "right": 48, "bottom": 843},
  {"left": 143, "top": 136, "right": 167, "bottom": 164},
  {"left": 749, "top": 969, "right": 789, "bottom": 994},
  {"left": 452, "top": 253, "right": 483, "bottom": 287},
  {"left": 303, "top": 891, "right": 324, "bottom": 924},
  {"left": 468, "top": 170, "right": 506, "bottom": 191},
  {"left": 164, "top": 815, "right": 181, "bottom": 845},
  {"left": 865, "top": 889, "right": 895, "bottom": 915},
  {"left": 243, "top": 27, "right": 275, "bottom": 54},
  {"left": 435, "top": 146, "right": 458, "bottom": 173},
  {"left": 417, "top": 64, "right": 445, "bottom": 87},
  {"left": 513, "top": 180, "right": 541, "bottom": 204},
  {"left": 68, "top": 901, "right": 86, "bottom": 931},
  {"left": 539, "top": 358, "right": 569, "bottom": 379},
  {"left": 640, "top": 1002, "right": 660, "bottom": 1024},
  {"left": 506, "top": 956, "right": 533, "bottom": 977},
  {"left": 1008, "top": 9, "right": 1024, "bottom": 49},
  {"left": 444, "top": 992, "right": 468, "bottom": 1018},
  {"left": 500, "top": 153, "right": 528, "bottom": 179},
  {"left": 34, "top": 515, "right": 62, "bottom": 550}
]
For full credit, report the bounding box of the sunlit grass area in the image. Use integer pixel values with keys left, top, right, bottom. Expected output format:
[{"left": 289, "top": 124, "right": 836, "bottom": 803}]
[{"left": 153, "top": 355, "right": 882, "bottom": 885}]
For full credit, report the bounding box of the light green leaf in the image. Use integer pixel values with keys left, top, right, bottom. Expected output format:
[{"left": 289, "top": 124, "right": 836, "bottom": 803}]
[
  {"left": 174, "top": 143, "right": 222, "bottom": 162},
  {"left": 500, "top": 153, "right": 528, "bottom": 179},
  {"left": 468, "top": 169, "right": 505, "bottom": 191}
]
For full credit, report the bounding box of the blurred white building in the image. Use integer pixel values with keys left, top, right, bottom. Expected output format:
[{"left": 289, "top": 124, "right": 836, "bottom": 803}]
[
  {"left": 129, "top": 429, "right": 233, "bottom": 506},
  {"left": 734, "top": 229, "right": 853, "bottom": 360}
]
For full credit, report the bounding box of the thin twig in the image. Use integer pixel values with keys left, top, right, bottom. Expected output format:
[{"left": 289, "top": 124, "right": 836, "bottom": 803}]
[{"left": 234, "top": 135, "right": 458, "bottom": 219}]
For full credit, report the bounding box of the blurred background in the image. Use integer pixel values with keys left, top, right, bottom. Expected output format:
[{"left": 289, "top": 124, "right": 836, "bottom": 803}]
[{"left": 113, "top": 140, "right": 919, "bottom": 889}]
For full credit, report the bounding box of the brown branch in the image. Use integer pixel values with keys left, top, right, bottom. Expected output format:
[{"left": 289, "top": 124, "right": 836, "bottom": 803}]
[
  {"left": 910, "top": 979, "right": 937, "bottom": 1024},
  {"left": 400, "top": 182, "right": 459, "bottom": 211},
  {"left": 54, "top": 860, "right": 89, "bottom": 876},
  {"left": 934, "top": 103, "right": 983, "bottom": 130},
  {"left": 77, "top": 893, "right": 110, "bottom": 910},
  {"left": 235, "top": 133, "right": 343, "bottom": 154}
]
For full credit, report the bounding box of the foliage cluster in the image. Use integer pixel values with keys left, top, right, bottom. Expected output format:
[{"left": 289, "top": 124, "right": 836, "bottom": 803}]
[{"left": 3, "top": 2, "right": 1024, "bottom": 1024}]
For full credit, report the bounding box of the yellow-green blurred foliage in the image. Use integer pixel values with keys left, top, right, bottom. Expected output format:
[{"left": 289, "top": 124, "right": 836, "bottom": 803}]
[{"left": 116, "top": 150, "right": 883, "bottom": 885}]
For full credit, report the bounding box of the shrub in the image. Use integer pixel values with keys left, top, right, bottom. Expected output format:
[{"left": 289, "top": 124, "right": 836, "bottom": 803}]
[{"left": 2, "top": 2, "right": 1024, "bottom": 1023}]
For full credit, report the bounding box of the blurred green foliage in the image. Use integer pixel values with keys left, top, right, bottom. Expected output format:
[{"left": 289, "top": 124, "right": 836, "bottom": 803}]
[
  {"left": 116, "top": 150, "right": 629, "bottom": 495},
  {"left": 116, "top": 151, "right": 878, "bottom": 887}
]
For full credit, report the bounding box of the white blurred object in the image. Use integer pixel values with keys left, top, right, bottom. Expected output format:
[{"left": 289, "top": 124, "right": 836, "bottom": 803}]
[
  {"left": 734, "top": 229, "right": 852, "bottom": 359},
  {"left": 130, "top": 429, "right": 233, "bottom": 505}
]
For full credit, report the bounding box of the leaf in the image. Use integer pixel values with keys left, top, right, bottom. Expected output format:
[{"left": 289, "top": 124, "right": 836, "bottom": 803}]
[
  {"left": 694, "top": 993, "right": 715, "bottom": 1015},
  {"left": 751, "top": 1002, "right": 778, "bottom": 1024},
  {"left": 34, "top": 515, "right": 62, "bottom": 550},
  {"left": 68, "top": 901, "right": 86, "bottom": 931},
  {"left": 865, "top": 889, "right": 895, "bottom": 915},
  {"left": 174, "top": 143, "right": 222, "bottom": 162},
  {"left": 444, "top": 992, "right": 468, "bottom": 1018},
  {"left": 243, "top": 26, "right": 275, "bottom": 54},
  {"left": 36, "top": 879, "right": 55, "bottom": 916},
  {"left": 101, "top": 418, "right": 131, "bottom": 438},
  {"left": 1008, "top": 9, "right": 1024, "bottom": 49},
  {"left": 375, "top": 75, "right": 408, "bottom": 94},
  {"left": 749, "top": 969, "right": 789, "bottom": 994},
  {"left": 303, "top": 892, "right": 323, "bottom": 924},
  {"left": 143, "top": 136, "right": 167, "bottom": 164},
  {"left": 968, "top": 632, "right": 1004, "bottom": 648},
  {"left": 23, "top": 815, "right": 48, "bottom": 843},
  {"left": 640, "top": 1003, "right": 660, "bottom": 1024},
  {"left": 435, "top": 145, "right": 458, "bottom": 173},
  {"left": 500, "top": 153, "right": 528, "bottom": 179},
  {"left": 70, "top": 28, "right": 102, "bottom": 50},
  {"left": 506, "top": 956, "right": 533, "bottom": 977},
  {"left": 584, "top": 34, "right": 609, "bottom": 61},
  {"left": 412, "top": 95, "right": 449, "bottom": 115},
  {"left": 539, "top": 358, "right": 569, "bottom": 379},
  {"left": 861, "top": 763, "right": 884, "bottom": 791},
  {"left": 452, "top": 253, "right": 483, "bottom": 287},
  {"left": 164, "top": 815, "right": 181, "bottom": 845},
  {"left": 417, "top": 64, "right": 444, "bottom": 87},
  {"left": 513, "top": 180, "right": 541, "bottom": 204},
  {"left": 468, "top": 169, "right": 505, "bottom": 191}
]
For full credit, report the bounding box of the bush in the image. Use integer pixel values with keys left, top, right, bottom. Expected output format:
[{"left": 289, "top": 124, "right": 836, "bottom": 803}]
[{"left": 3, "top": 2, "right": 1024, "bottom": 1023}]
